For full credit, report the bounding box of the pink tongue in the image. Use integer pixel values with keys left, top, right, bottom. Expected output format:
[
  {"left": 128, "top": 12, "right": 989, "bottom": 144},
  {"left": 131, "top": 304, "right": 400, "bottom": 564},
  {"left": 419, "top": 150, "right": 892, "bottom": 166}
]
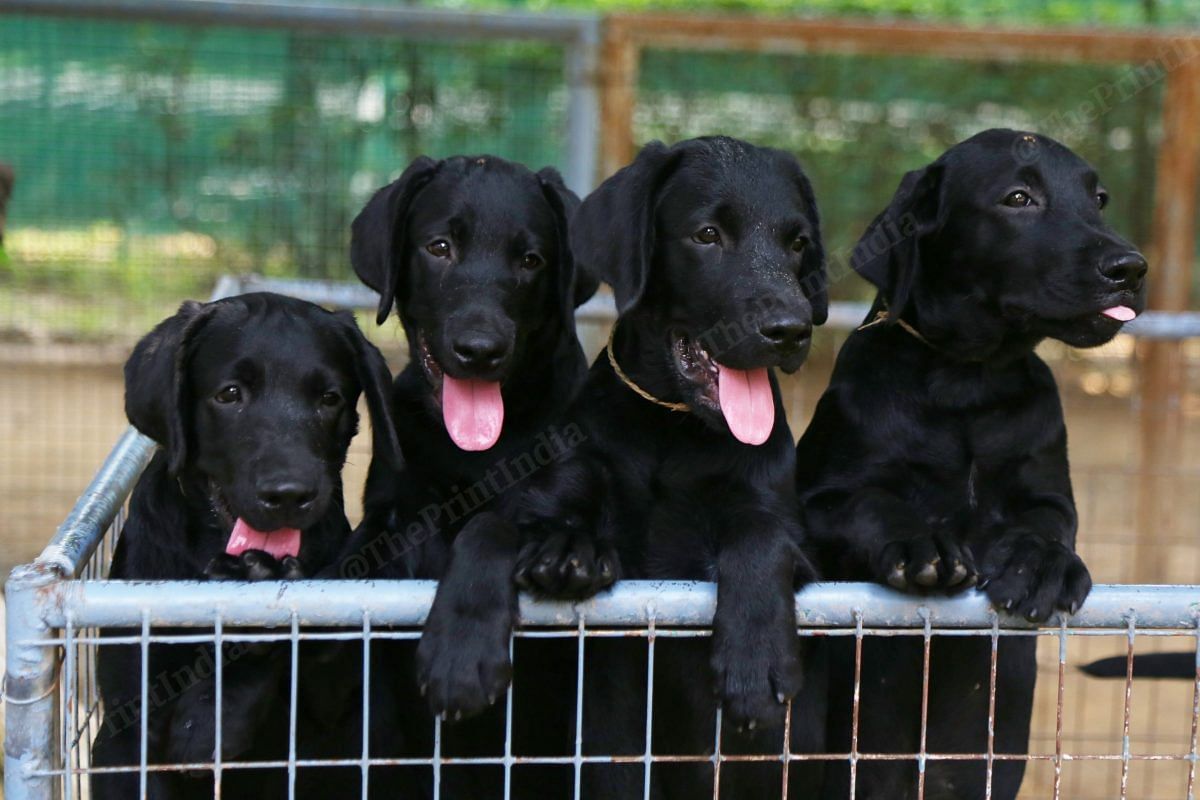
[
  {"left": 716, "top": 364, "right": 774, "bottom": 446},
  {"left": 441, "top": 375, "right": 504, "bottom": 451},
  {"left": 225, "top": 518, "right": 301, "bottom": 559},
  {"left": 1102, "top": 305, "right": 1137, "bottom": 322}
]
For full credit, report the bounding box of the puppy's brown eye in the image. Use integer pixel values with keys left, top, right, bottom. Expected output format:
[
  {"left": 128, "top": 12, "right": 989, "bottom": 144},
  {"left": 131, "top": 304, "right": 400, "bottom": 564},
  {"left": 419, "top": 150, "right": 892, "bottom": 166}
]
[
  {"left": 1096, "top": 192, "right": 1109, "bottom": 210},
  {"left": 521, "top": 253, "right": 545, "bottom": 270},
  {"left": 215, "top": 385, "right": 242, "bottom": 404},
  {"left": 319, "top": 391, "right": 341, "bottom": 408},
  {"left": 791, "top": 236, "right": 808, "bottom": 253},
  {"left": 692, "top": 226, "right": 721, "bottom": 245},
  {"left": 426, "top": 239, "right": 451, "bottom": 258},
  {"left": 1002, "top": 190, "right": 1034, "bottom": 208}
]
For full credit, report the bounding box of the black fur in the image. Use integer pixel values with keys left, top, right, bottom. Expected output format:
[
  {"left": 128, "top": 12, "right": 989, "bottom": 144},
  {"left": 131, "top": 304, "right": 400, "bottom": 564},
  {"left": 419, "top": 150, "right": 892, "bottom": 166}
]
[
  {"left": 795, "top": 129, "right": 1148, "bottom": 799},
  {"left": 423, "top": 136, "right": 831, "bottom": 798},
  {"left": 342, "top": 155, "right": 597, "bottom": 798},
  {"left": 91, "top": 293, "right": 398, "bottom": 800}
]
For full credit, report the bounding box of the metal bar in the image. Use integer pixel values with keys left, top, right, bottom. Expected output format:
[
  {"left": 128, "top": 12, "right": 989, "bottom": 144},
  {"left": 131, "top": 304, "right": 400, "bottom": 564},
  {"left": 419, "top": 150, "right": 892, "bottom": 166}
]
[
  {"left": 287, "top": 614, "right": 299, "bottom": 800},
  {"left": 1053, "top": 622, "right": 1067, "bottom": 800},
  {"left": 32, "top": 581, "right": 1200, "bottom": 631},
  {"left": 564, "top": 19, "right": 603, "bottom": 195},
  {"left": 189, "top": 277, "right": 1200, "bottom": 340},
  {"left": 1187, "top": 624, "right": 1200, "bottom": 799},
  {"left": 917, "top": 612, "right": 931, "bottom": 799},
  {"left": 4, "top": 563, "right": 63, "bottom": 800},
  {"left": 0, "top": 0, "right": 597, "bottom": 44},
  {"left": 573, "top": 620, "right": 585, "bottom": 800},
  {"left": 1121, "top": 620, "right": 1137, "bottom": 799},
  {"left": 34, "top": 427, "right": 156, "bottom": 580},
  {"left": 642, "top": 616, "right": 655, "bottom": 800}
]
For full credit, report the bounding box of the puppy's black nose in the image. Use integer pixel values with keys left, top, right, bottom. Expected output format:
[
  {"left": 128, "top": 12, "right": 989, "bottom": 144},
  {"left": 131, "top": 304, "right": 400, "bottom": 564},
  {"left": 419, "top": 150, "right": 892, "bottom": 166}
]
[
  {"left": 451, "top": 332, "right": 510, "bottom": 371},
  {"left": 1100, "top": 252, "right": 1148, "bottom": 289},
  {"left": 759, "top": 316, "right": 812, "bottom": 351},
  {"left": 257, "top": 481, "right": 317, "bottom": 513}
]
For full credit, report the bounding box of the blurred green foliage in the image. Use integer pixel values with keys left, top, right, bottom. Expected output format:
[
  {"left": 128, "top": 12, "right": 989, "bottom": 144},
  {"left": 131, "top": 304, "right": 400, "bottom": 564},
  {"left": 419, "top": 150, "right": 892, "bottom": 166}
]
[{"left": 0, "top": 1, "right": 1192, "bottom": 340}]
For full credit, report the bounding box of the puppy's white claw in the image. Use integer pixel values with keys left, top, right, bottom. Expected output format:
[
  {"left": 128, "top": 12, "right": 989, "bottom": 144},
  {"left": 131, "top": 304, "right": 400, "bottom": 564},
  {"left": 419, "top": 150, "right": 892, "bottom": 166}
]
[{"left": 747, "top": 719, "right": 757, "bottom": 731}]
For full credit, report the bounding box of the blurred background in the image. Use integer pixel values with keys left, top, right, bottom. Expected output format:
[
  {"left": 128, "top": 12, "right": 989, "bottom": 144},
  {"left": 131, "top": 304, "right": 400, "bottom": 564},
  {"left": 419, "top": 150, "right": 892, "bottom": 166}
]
[{"left": 2, "top": 1, "right": 1200, "bottom": 797}]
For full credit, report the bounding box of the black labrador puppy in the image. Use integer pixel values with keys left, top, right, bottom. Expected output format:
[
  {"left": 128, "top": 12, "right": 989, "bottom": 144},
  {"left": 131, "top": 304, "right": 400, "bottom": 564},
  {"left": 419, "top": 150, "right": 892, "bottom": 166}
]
[
  {"left": 795, "top": 129, "right": 1148, "bottom": 799},
  {"left": 344, "top": 155, "right": 596, "bottom": 796},
  {"left": 425, "top": 136, "right": 830, "bottom": 798},
  {"left": 91, "top": 293, "right": 399, "bottom": 800}
]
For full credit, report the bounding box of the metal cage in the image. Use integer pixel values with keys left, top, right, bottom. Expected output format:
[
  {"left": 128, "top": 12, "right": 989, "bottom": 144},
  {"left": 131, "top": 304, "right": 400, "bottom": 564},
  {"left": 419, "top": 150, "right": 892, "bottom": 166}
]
[{"left": 5, "top": 278, "right": 1200, "bottom": 800}]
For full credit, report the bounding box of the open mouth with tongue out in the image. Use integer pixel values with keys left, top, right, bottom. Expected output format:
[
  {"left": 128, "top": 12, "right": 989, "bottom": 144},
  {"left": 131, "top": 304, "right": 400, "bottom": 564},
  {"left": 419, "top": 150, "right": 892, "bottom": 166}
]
[
  {"left": 416, "top": 335, "right": 505, "bottom": 452},
  {"left": 207, "top": 485, "right": 305, "bottom": 560},
  {"left": 673, "top": 333, "right": 775, "bottom": 446},
  {"left": 225, "top": 519, "right": 302, "bottom": 560},
  {"left": 1100, "top": 305, "right": 1137, "bottom": 322}
]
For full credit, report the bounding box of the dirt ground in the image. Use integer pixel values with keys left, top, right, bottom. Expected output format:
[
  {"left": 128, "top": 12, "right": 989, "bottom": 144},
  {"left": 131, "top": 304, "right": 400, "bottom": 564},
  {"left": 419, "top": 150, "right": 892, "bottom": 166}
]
[{"left": 2, "top": 334, "right": 1198, "bottom": 799}]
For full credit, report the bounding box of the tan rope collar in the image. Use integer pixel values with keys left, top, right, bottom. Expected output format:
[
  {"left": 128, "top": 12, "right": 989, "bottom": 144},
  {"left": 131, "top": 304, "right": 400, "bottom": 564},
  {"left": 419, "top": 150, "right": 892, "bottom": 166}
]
[
  {"left": 606, "top": 322, "right": 690, "bottom": 412},
  {"left": 857, "top": 306, "right": 933, "bottom": 349}
]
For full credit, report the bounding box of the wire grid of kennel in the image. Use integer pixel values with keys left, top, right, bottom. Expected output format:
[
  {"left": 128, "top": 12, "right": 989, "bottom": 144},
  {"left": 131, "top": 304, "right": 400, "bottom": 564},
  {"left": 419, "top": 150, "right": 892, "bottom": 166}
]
[
  {"left": 1, "top": 276, "right": 1199, "bottom": 800},
  {"left": 5, "top": 426, "right": 1200, "bottom": 800},
  {"left": 0, "top": 0, "right": 603, "bottom": 197}
]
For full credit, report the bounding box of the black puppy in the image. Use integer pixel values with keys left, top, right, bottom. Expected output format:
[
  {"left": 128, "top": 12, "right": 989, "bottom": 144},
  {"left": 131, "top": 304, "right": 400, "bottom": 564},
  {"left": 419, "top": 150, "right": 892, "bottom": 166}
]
[
  {"left": 91, "top": 293, "right": 399, "bottom": 800},
  {"left": 344, "top": 155, "right": 596, "bottom": 796},
  {"left": 427, "top": 137, "right": 830, "bottom": 798},
  {"left": 795, "top": 129, "right": 1148, "bottom": 799}
]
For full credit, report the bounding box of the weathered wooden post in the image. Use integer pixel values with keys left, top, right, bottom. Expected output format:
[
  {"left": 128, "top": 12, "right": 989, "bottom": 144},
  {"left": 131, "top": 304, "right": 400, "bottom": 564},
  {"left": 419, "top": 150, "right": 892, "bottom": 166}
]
[
  {"left": 599, "top": 21, "right": 638, "bottom": 182},
  {"left": 1135, "top": 51, "right": 1200, "bottom": 582}
]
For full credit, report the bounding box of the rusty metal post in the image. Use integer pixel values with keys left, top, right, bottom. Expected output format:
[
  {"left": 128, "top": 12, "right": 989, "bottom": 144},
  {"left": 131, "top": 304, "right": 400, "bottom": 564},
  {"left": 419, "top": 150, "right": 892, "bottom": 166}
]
[
  {"left": 599, "top": 21, "right": 638, "bottom": 181},
  {"left": 1135, "top": 55, "right": 1200, "bottom": 582}
]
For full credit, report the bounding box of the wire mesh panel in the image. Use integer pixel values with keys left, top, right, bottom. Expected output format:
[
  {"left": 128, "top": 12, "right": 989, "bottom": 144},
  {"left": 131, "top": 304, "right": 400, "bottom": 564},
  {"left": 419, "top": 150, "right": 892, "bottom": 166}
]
[{"left": 13, "top": 544, "right": 1200, "bottom": 799}]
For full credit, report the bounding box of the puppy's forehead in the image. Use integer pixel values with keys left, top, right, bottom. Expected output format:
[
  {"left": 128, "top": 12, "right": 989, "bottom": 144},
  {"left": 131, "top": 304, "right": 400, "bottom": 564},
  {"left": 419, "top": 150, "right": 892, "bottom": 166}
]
[
  {"left": 410, "top": 163, "right": 554, "bottom": 237},
  {"left": 664, "top": 146, "right": 809, "bottom": 219},
  {"left": 191, "top": 304, "right": 352, "bottom": 384},
  {"left": 948, "top": 130, "right": 1097, "bottom": 188}
]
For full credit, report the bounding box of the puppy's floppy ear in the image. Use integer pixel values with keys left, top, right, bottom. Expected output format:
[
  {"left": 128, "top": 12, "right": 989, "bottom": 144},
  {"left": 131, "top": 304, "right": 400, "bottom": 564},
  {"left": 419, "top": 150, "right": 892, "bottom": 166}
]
[
  {"left": 793, "top": 165, "right": 829, "bottom": 326},
  {"left": 335, "top": 312, "right": 403, "bottom": 472},
  {"left": 351, "top": 156, "right": 441, "bottom": 325},
  {"left": 124, "top": 300, "right": 220, "bottom": 476},
  {"left": 535, "top": 167, "right": 595, "bottom": 328},
  {"left": 851, "top": 163, "right": 945, "bottom": 319},
  {"left": 570, "top": 141, "right": 680, "bottom": 315}
]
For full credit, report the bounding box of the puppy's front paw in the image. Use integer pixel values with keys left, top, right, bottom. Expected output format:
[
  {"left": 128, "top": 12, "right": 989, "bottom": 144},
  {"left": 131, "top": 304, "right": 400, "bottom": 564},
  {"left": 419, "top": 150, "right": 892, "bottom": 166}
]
[
  {"left": 205, "top": 550, "right": 306, "bottom": 581},
  {"left": 416, "top": 603, "right": 512, "bottom": 721},
  {"left": 514, "top": 532, "right": 619, "bottom": 599},
  {"left": 710, "top": 613, "right": 802, "bottom": 733},
  {"left": 873, "top": 532, "right": 976, "bottom": 592},
  {"left": 980, "top": 532, "right": 1091, "bottom": 621}
]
